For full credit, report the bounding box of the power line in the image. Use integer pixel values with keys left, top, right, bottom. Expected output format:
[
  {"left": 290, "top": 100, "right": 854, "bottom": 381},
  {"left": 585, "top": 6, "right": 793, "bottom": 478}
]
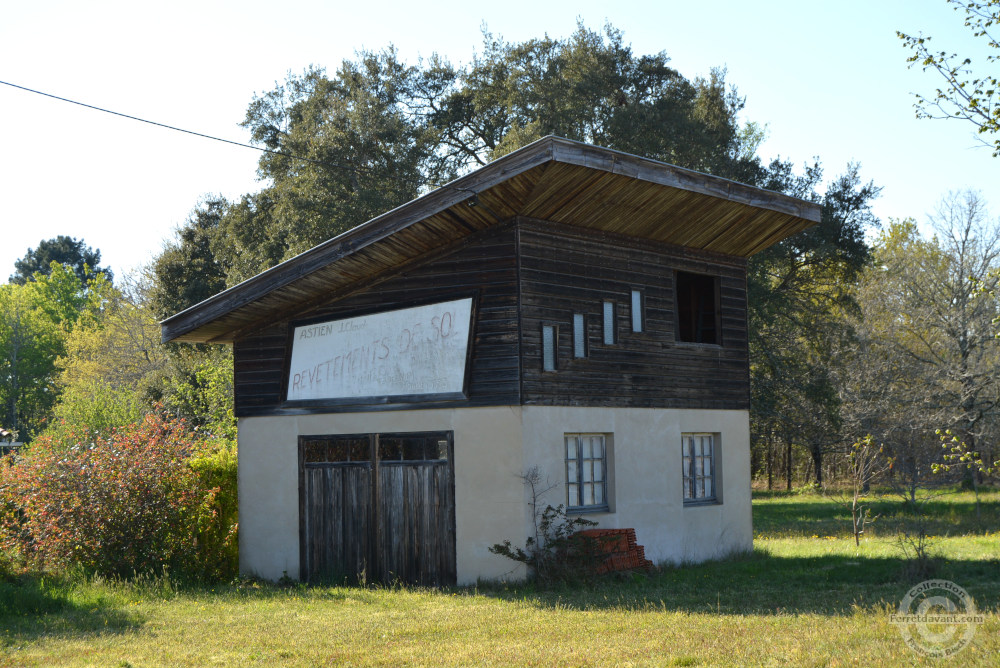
[{"left": 0, "top": 79, "right": 469, "bottom": 195}]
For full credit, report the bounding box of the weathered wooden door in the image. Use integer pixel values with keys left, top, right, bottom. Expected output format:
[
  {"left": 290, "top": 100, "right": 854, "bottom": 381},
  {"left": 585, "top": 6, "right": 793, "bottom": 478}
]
[{"left": 299, "top": 431, "right": 455, "bottom": 586}]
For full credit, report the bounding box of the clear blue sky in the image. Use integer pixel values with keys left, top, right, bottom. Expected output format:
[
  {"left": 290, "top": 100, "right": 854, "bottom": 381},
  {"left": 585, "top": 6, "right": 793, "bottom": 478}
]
[{"left": 1, "top": 0, "right": 997, "bottom": 281}]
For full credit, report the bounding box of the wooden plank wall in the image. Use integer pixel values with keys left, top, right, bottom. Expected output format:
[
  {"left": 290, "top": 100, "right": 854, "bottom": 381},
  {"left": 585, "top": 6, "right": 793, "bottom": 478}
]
[
  {"left": 233, "top": 224, "right": 521, "bottom": 416},
  {"left": 233, "top": 217, "right": 750, "bottom": 415},
  {"left": 517, "top": 218, "right": 750, "bottom": 410}
]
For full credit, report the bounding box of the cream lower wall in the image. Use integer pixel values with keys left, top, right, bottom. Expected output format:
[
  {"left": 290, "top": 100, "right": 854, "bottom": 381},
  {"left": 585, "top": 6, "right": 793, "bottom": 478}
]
[
  {"left": 237, "top": 406, "right": 751, "bottom": 584},
  {"left": 519, "top": 407, "right": 752, "bottom": 566}
]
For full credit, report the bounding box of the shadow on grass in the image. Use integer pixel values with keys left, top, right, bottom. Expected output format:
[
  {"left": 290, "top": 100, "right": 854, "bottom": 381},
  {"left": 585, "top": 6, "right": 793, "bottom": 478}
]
[
  {"left": 0, "top": 574, "right": 141, "bottom": 646},
  {"left": 471, "top": 549, "right": 1000, "bottom": 617},
  {"left": 752, "top": 497, "right": 1000, "bottom": 538}
]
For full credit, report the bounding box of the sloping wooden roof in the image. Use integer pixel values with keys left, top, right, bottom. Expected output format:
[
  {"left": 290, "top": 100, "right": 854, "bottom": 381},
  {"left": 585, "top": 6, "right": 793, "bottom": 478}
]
[{"left": 162, "top": 136, "right": 821, "bottom": 344}]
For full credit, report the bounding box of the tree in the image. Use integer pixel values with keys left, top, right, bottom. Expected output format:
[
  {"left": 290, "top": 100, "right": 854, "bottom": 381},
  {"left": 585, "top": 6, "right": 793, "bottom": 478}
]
[
  {"left": 192, "top": 23, "right": 765, "bottom": 288},
  {"left": 150, "top": 198, "right": 230, "bottom": 318},
  {"left": 748, "top": 160, "right": 880, "bottom": 488},
  {"left": 842, "top": 194, "right": 1000, "bottom": 495},
  {"left": 10, "top": 235, "right": 112, "bottom": 286},
  {"left": 47, "top": 272, "right": 168, "bottom": 437},
  {"left": 424, "top": 23, "right": 760, "bottom": 181},
  {"left": 228, "top": 52, "right": 435, "bottom": 283},
  {"left": 0, "top": 264, "right": 108, "bottom": 439},
  {"left": 898, "top": 0, "right": 1000, "bottom": 155}
]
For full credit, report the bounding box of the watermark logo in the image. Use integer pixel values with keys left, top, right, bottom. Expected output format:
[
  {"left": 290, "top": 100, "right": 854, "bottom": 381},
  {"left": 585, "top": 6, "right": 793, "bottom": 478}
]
[{"left": 891, "top": 579, "right": 983, "bottom": 658}]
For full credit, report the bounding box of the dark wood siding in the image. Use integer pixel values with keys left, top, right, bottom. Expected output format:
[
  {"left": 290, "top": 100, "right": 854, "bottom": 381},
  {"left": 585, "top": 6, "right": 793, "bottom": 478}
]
[
  {"left": 517, "top": 218, "right": 750, "bottom": 410},
  {"left": 234, "top": 224, "right": 520, "bottom": 417},
  {"left": 233, "top": 218, "right": 750, "bottom": 415}
]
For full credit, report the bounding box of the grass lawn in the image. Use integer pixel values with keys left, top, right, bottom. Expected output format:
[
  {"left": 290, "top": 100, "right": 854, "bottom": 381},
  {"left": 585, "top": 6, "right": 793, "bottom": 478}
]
[{"left": 0, "top": 489, "right": 997, "bottom": 666}]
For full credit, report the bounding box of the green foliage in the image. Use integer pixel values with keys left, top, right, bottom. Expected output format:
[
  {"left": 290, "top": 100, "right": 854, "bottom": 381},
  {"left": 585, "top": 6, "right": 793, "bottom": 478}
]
[
  {"left": 0, "top": 411, "right": 230, "bottom": 580},
  {"left": 489, "top": 504, "right": 599, "bottom": 583},
  {"left": 152, "top": 347, "right": 236, "bottom": 441},
  {"left": 43, "top": 380, "right": 147, "bottom": 440},
  {"left": 748, "top": 160, "right": 881, "bottom": 487},
  {"left": 55, "top": 273, "right": 168, "bottom": 398},
  {"left": 1, "top": 494, "right": 999, "bottom": 665},
  {"left": 488, "top": 467, "right": 599, "bottom": 583},
  {"left": 223, "top": 53, "right": 432, "bottom": 285},
  {"left": 149, "top": 198, "right": 230, "bottom": 319},
  {"left": 936, "top": 428, "right": 1000, "bottom": 474},
  {"left": 155, "top": 22, "right": 765, "bottom": 297},
  {"left": 10, "top": 235, "right": 111, "bottom": 286},
  {"left": 0, "top": 264, "right": 111, "bottom": 440},
  {"left": 430, "top": 23, "right": 758, "bottom": 180},
  {"left": 898, "top": 0, "right": 1000, "bottom": 155},
  {"left": 842, "top": 194, "right": 1000, "bottom": 494},
  {"left": 188, "top": 438, "right": 239, "bottom": 581}
]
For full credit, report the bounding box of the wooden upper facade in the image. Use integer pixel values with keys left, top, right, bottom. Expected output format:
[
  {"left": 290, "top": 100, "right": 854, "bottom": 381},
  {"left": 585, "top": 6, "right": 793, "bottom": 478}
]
[{"left": 161, "top": 137, "right": 821, "bottom": 416}]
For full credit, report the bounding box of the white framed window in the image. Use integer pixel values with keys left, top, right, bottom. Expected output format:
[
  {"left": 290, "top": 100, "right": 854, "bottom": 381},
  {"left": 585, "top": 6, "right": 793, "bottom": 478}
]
[
  {"left": 682, "top": 433, "right": 718, "bottom": 504},
  {"left": 602, "top": 301, "right": 616, "bottom": 345},
  {"left": 573, "top": 313, "right": 587, "bottom": 358},
  {"left": 565, "top": 434, "right": 609, "bottom": 511},
  {"left": 542, "top": 324, "right": 557, "bottom": 371},
  {"left": 631, "top": 289, "right": 643, "bottom": 332}
]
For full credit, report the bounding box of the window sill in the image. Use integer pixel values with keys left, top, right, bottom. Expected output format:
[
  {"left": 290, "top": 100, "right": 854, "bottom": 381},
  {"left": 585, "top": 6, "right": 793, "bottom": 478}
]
[
  {"left": 567, "top": 505, "right": 610, "bottom": 515},
  {"left": 674, "top": 340, "right": 723, "bottom": 350},
  {"left": 683, "top": 499, "right": 721, "bottom": 507}
]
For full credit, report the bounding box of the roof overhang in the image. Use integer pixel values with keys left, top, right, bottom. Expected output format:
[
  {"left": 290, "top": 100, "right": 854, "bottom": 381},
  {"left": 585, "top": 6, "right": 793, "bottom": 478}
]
[{"left": 161, "top": 136, "right": 821, "bottom": 344}]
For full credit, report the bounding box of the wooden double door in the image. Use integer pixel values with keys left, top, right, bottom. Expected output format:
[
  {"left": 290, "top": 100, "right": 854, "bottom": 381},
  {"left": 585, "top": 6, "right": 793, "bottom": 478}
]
[{"left": 298, "top": 431, "right": 456, "bottom": 586}]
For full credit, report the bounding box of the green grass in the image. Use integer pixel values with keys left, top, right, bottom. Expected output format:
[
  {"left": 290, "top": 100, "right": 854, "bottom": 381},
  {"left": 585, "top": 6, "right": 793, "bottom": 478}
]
[{"left": 0, "top": 490, "right": 997, "bottom": 666}]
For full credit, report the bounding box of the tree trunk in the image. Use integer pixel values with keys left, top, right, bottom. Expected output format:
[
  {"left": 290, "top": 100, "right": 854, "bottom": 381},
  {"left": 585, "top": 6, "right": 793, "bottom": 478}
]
[
  {"left": 813, "top": 447, "right": 823, "bottom": 487},
  {"left": 786, "top": 440, "right": 793, "bottom": 491},
  {"left": 767, "top": 431, "right": 774, "bottom": 491}
]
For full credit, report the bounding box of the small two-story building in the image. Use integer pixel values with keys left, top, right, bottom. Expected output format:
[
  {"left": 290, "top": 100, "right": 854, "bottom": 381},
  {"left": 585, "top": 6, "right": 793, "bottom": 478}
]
[{"left": 161, "top": 137, "right": 820, "bottom": 585}]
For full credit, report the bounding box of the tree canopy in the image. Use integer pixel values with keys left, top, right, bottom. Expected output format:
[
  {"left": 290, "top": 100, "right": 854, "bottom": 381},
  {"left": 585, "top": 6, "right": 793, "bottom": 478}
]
[
  {"left": 156, "top": 23, "right": 766, "bottom": 301},
  {"left": 10, "top": 236, "right": 111, "bottom": 286}
]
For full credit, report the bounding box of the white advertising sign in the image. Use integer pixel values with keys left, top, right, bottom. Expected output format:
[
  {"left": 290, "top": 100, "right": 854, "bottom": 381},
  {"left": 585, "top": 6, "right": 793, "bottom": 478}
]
[{"left": 286, "top": 298, "right": 473, "bottom": 402}]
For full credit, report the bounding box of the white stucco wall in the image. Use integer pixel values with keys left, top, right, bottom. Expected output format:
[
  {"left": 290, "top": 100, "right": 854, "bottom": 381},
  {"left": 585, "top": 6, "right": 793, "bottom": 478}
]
[{"left": 237, "top": 405, "right": 751, "bottom": 584}]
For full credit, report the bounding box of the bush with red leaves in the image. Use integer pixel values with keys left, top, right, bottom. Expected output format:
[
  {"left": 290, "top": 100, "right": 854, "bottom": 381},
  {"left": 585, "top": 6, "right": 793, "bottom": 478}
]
[{"left": 0, "top": 411, "right": 229, "bottom": 579}]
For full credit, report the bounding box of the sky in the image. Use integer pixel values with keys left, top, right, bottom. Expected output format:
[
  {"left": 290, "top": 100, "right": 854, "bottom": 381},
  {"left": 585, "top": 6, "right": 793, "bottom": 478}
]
[{"left": 1, "top": 0, "right": 997, "bottom": 282}]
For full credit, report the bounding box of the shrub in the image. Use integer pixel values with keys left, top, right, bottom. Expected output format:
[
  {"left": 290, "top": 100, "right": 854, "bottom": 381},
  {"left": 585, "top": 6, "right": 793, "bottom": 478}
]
[
  {"left": 188, "top": 438, "right": 239, "bottom": 581},
  {"left": 488, "top": 468, "right": 601, "bottom": 583},
  {"left": 42, "top": 380, "right": 147, "bottom": 442},
  {"left": 0, "top": 411, "right": 229, "bottom": 580},
  {"left": 489, "top": 503, "right": 601, "bottom": 583}
]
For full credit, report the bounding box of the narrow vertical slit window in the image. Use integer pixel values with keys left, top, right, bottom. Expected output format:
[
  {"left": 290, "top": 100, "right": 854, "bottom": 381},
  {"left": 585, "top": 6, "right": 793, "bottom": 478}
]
[
  {"left": 573, "top": 313, "right": 587, "bottom": 358},
  {"left": 542, "top": 324, "right": 556, "bottom": 371},
  {"left": 603, "top": 301, "right": 616, "bottom": 345},
  {"left": 631, "top": 290, "right": 643, "bottom": 333}
]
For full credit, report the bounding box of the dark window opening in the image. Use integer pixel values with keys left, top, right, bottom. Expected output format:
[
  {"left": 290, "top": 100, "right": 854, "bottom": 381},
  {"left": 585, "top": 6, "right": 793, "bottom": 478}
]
[
  {"left": 301, "top": 432, "right": 450, "bottom": 466},
  {"left": 676, "top": 272, "right": 719, "bottom": 344}
]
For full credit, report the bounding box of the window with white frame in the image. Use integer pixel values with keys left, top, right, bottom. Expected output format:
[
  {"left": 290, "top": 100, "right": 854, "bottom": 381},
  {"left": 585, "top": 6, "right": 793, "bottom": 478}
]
[
  {"left": 542, "top": 324, "right": 557, "bottom": 371},
  {"left": 682, "top": 433, "right": 717, "bottom": 504},
  {"left": 565, "top": 434, "right": 608, "bottom": 511},
  {"left": 631, "top": 289, "right": 643, "bottom": 332},
  {"left": 602, "top": 301, "right": 616, "bottom": 344},
  {"left": 573, "top": 313, "right": 587, "bottom": 358}
]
